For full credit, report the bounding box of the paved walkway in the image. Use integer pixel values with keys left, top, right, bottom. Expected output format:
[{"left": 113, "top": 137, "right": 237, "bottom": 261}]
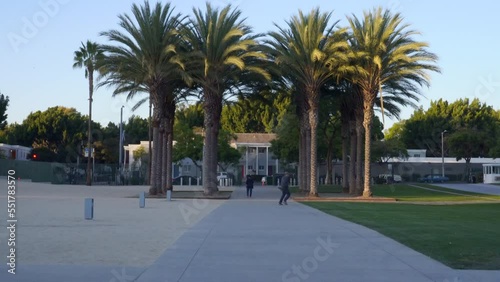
[
  {"left": 135, "top": 186, "right": 500, "bottom": 282},
  {"left": 435, "top": 183, "right": 500, "bottom": 196},
  {"left": 1, "top": 183, "right": 499, "bottom": 281}
]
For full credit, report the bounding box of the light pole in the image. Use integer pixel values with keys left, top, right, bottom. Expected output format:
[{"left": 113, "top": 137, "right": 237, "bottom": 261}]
[
  {"left": 119, "top": 106, "right": 124, "bottom": 184},
  {"left": 441, "top": 130, "right": 447, "bottom": 177}
]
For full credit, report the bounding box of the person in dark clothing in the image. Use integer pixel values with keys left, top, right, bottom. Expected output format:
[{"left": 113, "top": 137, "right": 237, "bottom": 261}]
[
  {"left": 279, "top": 171, "right": 291, "bottom": 205},
  {"left": 245, "top": 175, "right": 254, "bottom": 197}
]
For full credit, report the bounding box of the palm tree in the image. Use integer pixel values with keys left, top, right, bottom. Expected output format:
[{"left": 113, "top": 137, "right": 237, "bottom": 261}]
[
  {"left": 183, "top": 3, "right": 269, "bottom": 195},
  {"left": 98, "top": 1, "right": 188, "bottom": 195},
  {"left": 266, "top": 9, "right": 348, "bottom": 196},
  {"left": 346, "top": 7, "right": 440, "bottom": 197},
  {"left": 73, "top": 40, "right": 103, "bottom": 186}
]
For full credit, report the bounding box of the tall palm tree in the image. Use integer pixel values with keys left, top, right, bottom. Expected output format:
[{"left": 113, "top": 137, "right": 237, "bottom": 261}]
[
  {"left": 183, "top": 3, "right": 269, "bottom": 195},
  {"left": 266, "top": 9, "right": 348, "bottom": 196},
  {"left": 73, "top": 40, "right": 103, "bottom": 186},
  {"left": 98, "top": 1, "right": 188, "bottom": 195},
  {"left": 346, "top": 7, "right": 439, "bottom": 197}
]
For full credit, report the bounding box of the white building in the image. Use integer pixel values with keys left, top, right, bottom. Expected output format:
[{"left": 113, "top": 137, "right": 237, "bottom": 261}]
[
  {"left": 0, "top": 144, "right": 32, "bottom": 161},
  {"left": 230, "top": 133, "right": 282, "bottom": 177},
  {"left": 482, "top": 164, "right": 500, "bottom": 184},
  {"left": 123, "top": 133, "right": 284, "bottom": 179}
]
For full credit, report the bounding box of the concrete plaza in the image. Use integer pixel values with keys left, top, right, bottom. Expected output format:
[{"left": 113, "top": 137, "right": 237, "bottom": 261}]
[{"left": 0, "top": 181, "right": 499, "bottom": 281}]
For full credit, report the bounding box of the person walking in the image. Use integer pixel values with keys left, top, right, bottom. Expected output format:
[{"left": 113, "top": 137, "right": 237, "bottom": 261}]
[
  {"left": 279, "top": 171, "right": 291, "bottom": 205},
  {"left": 245, "top": 175, "right": 254, "bottom": 197}
]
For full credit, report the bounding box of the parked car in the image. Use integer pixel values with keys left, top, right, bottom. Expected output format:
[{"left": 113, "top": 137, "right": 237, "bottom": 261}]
[
  {"left": 378, "top": 174, "right": 402, "bottom": 183},
  {"left": 217, "top": 172, "right": 230, "bottom": 181},
  {"left": 418, "top": 175, "right": 449, "bottom": 183}
]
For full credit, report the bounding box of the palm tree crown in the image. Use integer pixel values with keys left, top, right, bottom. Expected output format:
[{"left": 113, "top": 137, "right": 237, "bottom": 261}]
[
  {"left": 266, "top": 8, "right": 348, "bottom": 196},
  {"left": 98, "top": 1, "right": 188, "bottom": 194},
  {"left": 183, "top": 3, "right": 269, "bottom": 195},
  {"left": 346, "top": 7, "right": 440, "bottom": 197}
]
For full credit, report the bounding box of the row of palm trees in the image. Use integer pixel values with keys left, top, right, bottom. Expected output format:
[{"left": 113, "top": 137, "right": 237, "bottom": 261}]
[{"left": 73, "top": 1, "right": 439, "bottom": 197}]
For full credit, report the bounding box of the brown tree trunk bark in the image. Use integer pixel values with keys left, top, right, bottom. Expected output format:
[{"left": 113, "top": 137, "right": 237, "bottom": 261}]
[
  {"left": 203, "top": 94, "right": 221, "bottom": 195},
  {"left": 325, "top": 149, "right": 332, "bottom": 185},
  {"left": 348, "top": 120, "right": 357, "bottom": 195},
  {"left": 299, "top": 114, "right": 309, "bottom": 191},
  {"left": 148, "top": 99, "right": 152, "bottom": 185},
  {"left": 341, "top": 118, "right": 349, "bottom": 193},
  {"left": 309, "top": 105, "right": 319, "bottom": 197},
  {"left": 149, "top": 100, "right": 162, "bottom": 195},
  {"left": 165, "top": 116, "right": 174, "bottom": 191},
  {"left": 362, "top": 98, "right": 375, "bottom": 198},
  {"left": 160, "top": 118, "right": 167, "bottom": 195},
  {"left": 305, "top": 120, "right": 311, "bottom": 192},
  {"left": 355, "top": 111, "right": 364, "bottom": 195}
]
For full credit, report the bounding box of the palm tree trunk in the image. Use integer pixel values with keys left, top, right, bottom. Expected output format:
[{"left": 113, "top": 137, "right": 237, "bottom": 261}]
[
  {"left": 298, "top": 129, "right": 304, "bottom": 191},
  {"left": 305, "top": 120, "right": 311, "bottom": 192},
  {"left": 325, "top": 148, "right": 332, "bottom": 185},
  {"left": 148, "top": 99, "right": 152, "bottom": 185},
  {"left": 161, "top": 118, "right": 167, "bottom": 195},
  {"left": 299, "top": 114, "right": 308, "bottom": 191},
  {"left": 309, "top": 107, "right": 319, "bottom": 197},
  {"left": 355, "top": 112, "right": 364, "bottom": 195},
  {"left": 341, "top": 118, "right": 349, "bottom": 193},
  {"left": 165, "top": 114, "right": 174, "bottom": 191},
  {"left": 86, "top": 70, "right": 93, "bottom": 186},
  {"left": 348, "top": 120, "right": 357, "bottom": 195},
  {"left": 362, "top": 98, "right": 375, "bottom": 198},
  {"left": 149, "top": 116, "right": 161, "bottom": 195},
  {"left": 203, "top": 95, "right": 221, "bottom": 195}
]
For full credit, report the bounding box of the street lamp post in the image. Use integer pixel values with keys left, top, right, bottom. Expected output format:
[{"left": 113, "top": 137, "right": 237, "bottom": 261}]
[{"left": 441, "top": 130, "right": 447, "bottom": 177}]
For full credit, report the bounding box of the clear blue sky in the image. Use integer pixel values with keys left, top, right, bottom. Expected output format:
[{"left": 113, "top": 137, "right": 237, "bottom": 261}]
[{"left": 1, "top": 0, "right": 500, "bottom": 130}]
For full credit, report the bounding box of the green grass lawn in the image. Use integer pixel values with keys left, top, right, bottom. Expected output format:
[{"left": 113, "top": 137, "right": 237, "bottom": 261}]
[
  {"left": 372, "top": 184, "right": 500, "bottom": 202},
  {"left": 293, "top": 183, "right": 500, "bottom": 202},
  {"left": 304, "top": 202, "right": 500, "bottom": 269},
  {"left": 290, "top": 185, "right": 342, "bottom": 194}
]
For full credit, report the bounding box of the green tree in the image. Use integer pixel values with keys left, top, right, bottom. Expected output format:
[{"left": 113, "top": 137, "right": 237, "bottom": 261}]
[
  {"left": 270, "top": 110, "right": 300, "bottom": 165},
  {"left": 346, "top": 7, "right": 439, "bottom": 197},
  {"left": 0, "top": 93, "right": 9, "bottom": 130},
  {"left": 124, "top": 115, "right": 149, "bottom": 145},
  {"left": 73, "top": 40, "right": 104, "bottom": 186},
  {"left": 447, "top": 129, "right": 489, "bottom": 180},
  {"left": 20, "top": 106, "right": 86, "bottom": 162},
  {"left": 217, "top": 130, "right": 241, "bottom": 172},
  {"left": 371, "top": 138, "right": 408, "bottom": 163},
  {"left": 93, "top": 122, "right": 120, "bottom": 164},
  {"left": 398, "top": 98, "right": 499, "bottom": 158},
  {"left": 184, "top": 3, "right": 270, "bottom": 195},
  {"left": 99, "top": 1, "right": 187, "bottom": 194},
  {"left": 173, "top": 119, "right": 204, "bottom": 172},
  {"left": 266, "top": 8, "right": 348, "bottom": 196},
  {"left": 221, "top": 90, "right": 291, "bottom": 133}
]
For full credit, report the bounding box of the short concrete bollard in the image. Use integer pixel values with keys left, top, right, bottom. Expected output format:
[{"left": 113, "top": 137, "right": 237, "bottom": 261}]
[
  {"left": 166, "top": 190, "right": 172, "bottom": 201},
  {"left": 139, "top": 192, "right": 145, "bottom": 208},
  {"left": 84, "top": 198, "right": 94, "bottom": 220}
]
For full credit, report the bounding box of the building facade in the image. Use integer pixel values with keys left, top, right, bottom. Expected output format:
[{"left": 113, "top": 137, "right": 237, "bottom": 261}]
[{"left": 0, "top": 144, "right": 32, "bottom": 161}]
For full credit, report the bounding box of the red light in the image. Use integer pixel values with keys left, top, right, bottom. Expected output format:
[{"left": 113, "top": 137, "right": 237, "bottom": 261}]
[{"left": 32, "top": 154, "right": 37, "bottom": 159}]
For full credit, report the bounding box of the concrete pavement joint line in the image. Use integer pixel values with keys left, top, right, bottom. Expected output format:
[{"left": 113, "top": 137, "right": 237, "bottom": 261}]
[
  {"left": 409, "top": 184, "right": 499, "bottom": 201},
  {"left": 176, "top": 217, "right": 221, "bottom": 282}
]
